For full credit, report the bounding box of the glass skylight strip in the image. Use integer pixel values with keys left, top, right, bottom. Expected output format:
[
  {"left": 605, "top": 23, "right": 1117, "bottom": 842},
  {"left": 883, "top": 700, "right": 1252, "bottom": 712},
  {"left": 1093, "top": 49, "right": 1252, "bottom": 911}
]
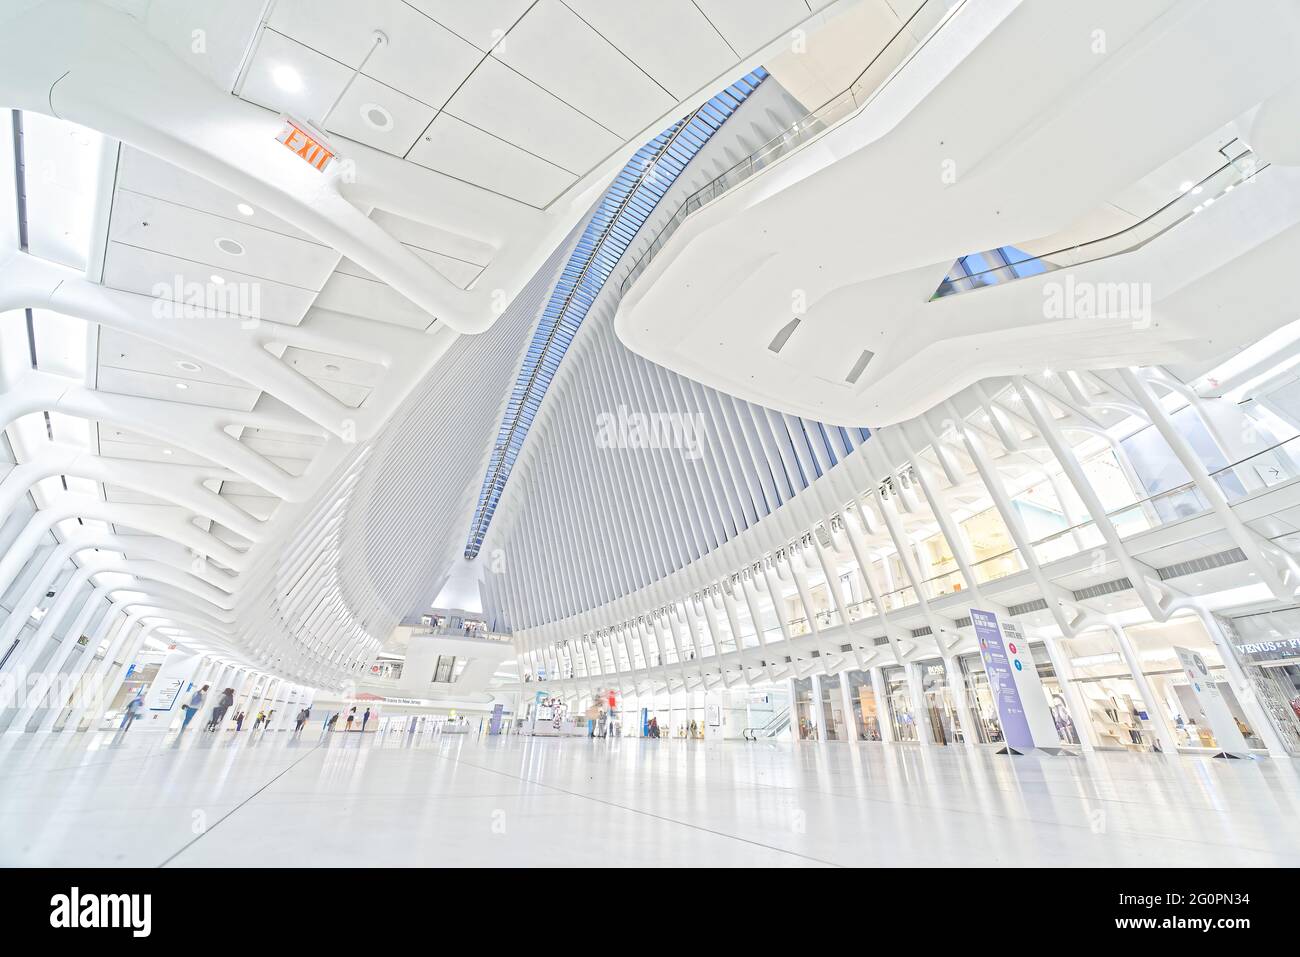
[{"left": 464, "top": 71, "right": 769, "bottom": 559}]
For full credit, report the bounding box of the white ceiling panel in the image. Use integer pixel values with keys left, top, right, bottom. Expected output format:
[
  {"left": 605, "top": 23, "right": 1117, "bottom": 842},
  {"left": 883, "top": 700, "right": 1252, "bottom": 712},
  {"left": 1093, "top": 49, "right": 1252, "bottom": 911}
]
[
  {"left": 268, "top": 0, "right": 482, "bottom": 108},
  {"left": 322, "top": 73, "right": 437, "bottom": 158},
  {"left": 404, "top": 0, "right": 537, "bottom": 51},
  {"left": 693, "top": 0, "right": 814, "bottom": 57},
  {"left": 442, "top": 56, "right": 621, "bottom": 174},
  {"left": 370, "top": 210, "right": 495, "bottom": 271},
  {"left": 97, "top": 327, "right": 256, "bottom": 391},
  {"left": 406, "top": 247, "right": 488, "bottom": 289},
  {"left": 491, "top": 0, "right": 676, "bottom": 139},
  {"left": 281, "top": 346, "right": 384, "bottom": 387},
  {"left": 240, "top": 30, "right": 352, "bottom": 123},
  {"left": 102, "top": 244, "right": 321, "bottom": 326},
  {"left": 95, "top": 366, "right": 262, "bottom": 412},
  {"left": 409, "top": 112, "right": 577, "bottom": 207},
  {"left": 97, "top": 427, "right": 222, "bottom": 468},
  {"left": 107, "top": 191, "right": 339, "bottom": 290},
  {"left": 116, "top": 149, "right": 315, "bottom": 242},
  {"left": 563, "top": 0, "right": 739, "bottom": 99},
  {"left": 313, "top": 273, "right": 438, "bottom": 330}
]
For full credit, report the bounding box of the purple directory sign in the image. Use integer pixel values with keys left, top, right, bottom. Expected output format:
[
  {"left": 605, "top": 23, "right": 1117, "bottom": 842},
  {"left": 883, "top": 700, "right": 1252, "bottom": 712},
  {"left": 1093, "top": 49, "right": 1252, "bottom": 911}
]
[{"left": 970, "top": 608, "right": 1034, "bottom": 751}]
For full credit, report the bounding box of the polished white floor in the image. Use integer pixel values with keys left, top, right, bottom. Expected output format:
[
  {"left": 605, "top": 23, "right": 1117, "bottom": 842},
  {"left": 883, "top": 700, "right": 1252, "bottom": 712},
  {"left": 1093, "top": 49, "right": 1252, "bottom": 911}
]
[{"left": 3, "top": 725, "right": 1300, "bottom": 867}]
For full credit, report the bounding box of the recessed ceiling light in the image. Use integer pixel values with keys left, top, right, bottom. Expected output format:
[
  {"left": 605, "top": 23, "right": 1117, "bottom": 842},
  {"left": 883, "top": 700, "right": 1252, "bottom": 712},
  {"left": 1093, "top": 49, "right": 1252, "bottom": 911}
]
[
  {"left": 360, "top": 103, "right": 394, "bottom": 132},
  {"left": 210, "top": 274, "right": 225, "bottom": 285},
  {"left": 1179, "top": 181, "right": 1194, "bottom": 192},
  {"left": 236, "top": 202, "right": 255, "bottom": 217},
  {"left": 215, "top": 238, "right": 244, "bottom": 256},
  {"left": 1191, "top": 185, "right": 1203, "bottom": 195},
  {"left": 175, "top": 382, "right": 190, "bottom": 390},
  {"left": 176, "top": 360, "right": 202, "bottom": 373},
  {"left": 272, "top": 64, "right": 304, "bottom": 93},
  {"left": 1043, "top": 368, "right": 1054, "bottom": 377},
  {"left": 162, "top": 448, "right": 173, "bottom": 456},
  {"left": 324, "top": 363, "right": 340, "bottom": 373}
]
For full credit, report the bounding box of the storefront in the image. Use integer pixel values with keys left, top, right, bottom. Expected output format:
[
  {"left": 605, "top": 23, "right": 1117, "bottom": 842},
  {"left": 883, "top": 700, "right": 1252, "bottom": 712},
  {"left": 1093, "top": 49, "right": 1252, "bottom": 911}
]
[
  {"left": 792, "top": 676, "right": 818, "bottom": 739},
  {"left": 916, "top": 658, "right": 964, "bottom": 745},
  {"left": 959, "top": 642, "right": 1078, "bottom": 747},
  {"left": 819, "top": 673, "right": 847, "bottom": 740},
  {"left": 1220, "top": 608, "right": 1300, "bottom": 756},
  {"left": 1051, "top": 617, "right": 1262, "bottom": 753},
  {"left": 1056, "top": 629, "right": 1159, "bottom": 750},
  {"left": 883, "top": 665, "right": 918, "bottom": 742},
  {"left": 845, "top": 670, "right": 882, "bottom": 740}
]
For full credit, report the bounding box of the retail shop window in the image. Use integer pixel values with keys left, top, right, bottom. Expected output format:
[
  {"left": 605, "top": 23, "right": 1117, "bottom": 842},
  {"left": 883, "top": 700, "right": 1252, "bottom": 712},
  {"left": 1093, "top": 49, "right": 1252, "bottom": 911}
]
[
  {"left": 960, "top": 643, "right": 1079, "bottom": 747},
  {"left": 1220, "top": 609, "right": 1300, "bottom": 756},
  {"left": 916, "top": 659, "right": 964, "bottom": 745},
  {"left": 846, "top": 670, "right": 882, "bottom": 740},
  {"left": 1128, "top": 618, "right": 1263, "bottom": 751},
  {"left": 882, "top": 666, "right": 918, "bottom": 743}
]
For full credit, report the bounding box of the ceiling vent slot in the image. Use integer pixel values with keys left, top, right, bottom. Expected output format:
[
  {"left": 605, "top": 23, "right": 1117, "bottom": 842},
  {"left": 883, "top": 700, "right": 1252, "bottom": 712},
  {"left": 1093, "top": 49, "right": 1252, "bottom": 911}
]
[
  {"left": 846, "top": 349, "right": 875, "bottom": 384},
  {"left": 767, "top": 317, "right": 801, "bottom": 353}
]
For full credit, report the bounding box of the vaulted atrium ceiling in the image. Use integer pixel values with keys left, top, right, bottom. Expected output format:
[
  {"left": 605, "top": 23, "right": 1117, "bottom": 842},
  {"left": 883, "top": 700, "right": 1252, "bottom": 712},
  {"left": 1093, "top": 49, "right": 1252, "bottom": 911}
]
[{"left": 0, "top": 0, "right": 840, "bottom": 689}]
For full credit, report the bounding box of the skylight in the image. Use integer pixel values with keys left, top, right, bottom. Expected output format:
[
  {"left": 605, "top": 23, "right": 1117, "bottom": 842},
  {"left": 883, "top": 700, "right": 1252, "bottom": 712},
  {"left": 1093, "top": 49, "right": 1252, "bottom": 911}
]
[{"left": 463, "top": 70, "right": 770, "bottom": 560}]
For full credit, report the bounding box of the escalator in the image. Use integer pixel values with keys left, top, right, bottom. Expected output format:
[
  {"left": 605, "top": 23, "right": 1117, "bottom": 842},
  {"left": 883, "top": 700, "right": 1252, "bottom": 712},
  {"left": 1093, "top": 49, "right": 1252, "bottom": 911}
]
[{"left": 743, "top": 706, "right": 791, "bottom": 741}]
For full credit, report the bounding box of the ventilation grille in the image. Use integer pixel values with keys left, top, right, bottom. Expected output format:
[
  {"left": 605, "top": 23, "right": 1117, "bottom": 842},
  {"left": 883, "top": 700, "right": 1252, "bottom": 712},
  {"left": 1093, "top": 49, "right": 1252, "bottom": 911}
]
[
  {"left": 954, "top": 615, "right": 973, "bottom": 628},
  {"left": 1156, "top": 547, "right": 1247, "bottom": 580},
  {"left": 911, "top": 626, "right": 933, "bottom": 638},
  {"left": 1006, "top": 598, "right": 1049, "bottom": 616},
  {"left": 1072, "top": 578, "right": 1133, "bottom": 600},
  {"left": 767, "top": 317, "right": 801, "bottom": 353}
]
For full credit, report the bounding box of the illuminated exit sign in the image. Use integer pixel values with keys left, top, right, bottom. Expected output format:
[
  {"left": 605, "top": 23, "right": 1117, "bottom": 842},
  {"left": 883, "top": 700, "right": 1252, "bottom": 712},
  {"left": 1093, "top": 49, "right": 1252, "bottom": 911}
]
[{"left": 276, "top": 116, "right": 336, "bottom": 172}]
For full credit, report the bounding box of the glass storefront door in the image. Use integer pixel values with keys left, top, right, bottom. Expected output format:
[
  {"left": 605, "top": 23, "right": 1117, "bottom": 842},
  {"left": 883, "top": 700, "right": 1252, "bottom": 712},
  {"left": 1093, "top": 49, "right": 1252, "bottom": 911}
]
[
  {"left": 959, "top": 654, "right": 1005, "bottom": 745},
  {"left": 917, "top": 659, "right": 963, "bottom": 745},
  {"left": 793, "top": 677, "right": 818, "bottom": 740},
  {"left": 820, "top": 673, "right": 845, "bottom": 740},
  {"left": 846, "top": 670, "right": 882, "bottom": 740},
  {"left": 883, "top": 666, "right": 917, "bottom": 742}
]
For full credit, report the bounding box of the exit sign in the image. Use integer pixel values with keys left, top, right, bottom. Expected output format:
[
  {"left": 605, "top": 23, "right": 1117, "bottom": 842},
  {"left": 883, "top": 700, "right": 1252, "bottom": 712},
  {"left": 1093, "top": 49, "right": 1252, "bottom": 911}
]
[{"left": 276, "top": 116, "right": 336, "bottom": 171}]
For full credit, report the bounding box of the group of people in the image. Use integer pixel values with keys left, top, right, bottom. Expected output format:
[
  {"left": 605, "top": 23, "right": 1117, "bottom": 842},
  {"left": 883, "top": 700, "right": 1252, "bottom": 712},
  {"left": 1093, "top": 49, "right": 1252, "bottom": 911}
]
[
  {"left": 319, "top": 706, "right": 372, "bottom": 733},
  {"left": 176, "top": 684, "right": 275, "bottom": 733},
  {"left": 116, "top": 682, "right": 379, "bottom": 737}
]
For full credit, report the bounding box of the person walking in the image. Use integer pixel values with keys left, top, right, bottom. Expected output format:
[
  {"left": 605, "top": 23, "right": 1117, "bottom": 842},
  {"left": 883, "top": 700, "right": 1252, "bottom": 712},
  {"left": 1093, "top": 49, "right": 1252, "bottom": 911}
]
[
  {"left": 180, "top": 684, "right": 208, "bottom": 732},
  {"left": 294, "top": 707, "right": 308, "bottom": 734},
  {"left": 361, "top": 708, "right": 371, "bottom": 733},
  {"left": 253, "top": 710, "right": 265, "bottom": 731},
  {"left": 345, "top": 707, "right": 356, "bottom": 732},
  {"left": 235, "top": 711, "right": 245, "bottom": 731},
  {"left": 210, "top": 687, "right": 235, "bottom": 731},
  {"left": 119, "top": 690, "right": 146, "bottom": 732}
]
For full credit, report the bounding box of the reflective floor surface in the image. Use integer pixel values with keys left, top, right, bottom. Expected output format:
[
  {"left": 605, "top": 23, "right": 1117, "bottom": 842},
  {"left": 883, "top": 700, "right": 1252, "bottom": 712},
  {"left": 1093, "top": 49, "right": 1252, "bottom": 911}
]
[{"left": 3, "top": 726, "right": 1299, "bottom": 867}]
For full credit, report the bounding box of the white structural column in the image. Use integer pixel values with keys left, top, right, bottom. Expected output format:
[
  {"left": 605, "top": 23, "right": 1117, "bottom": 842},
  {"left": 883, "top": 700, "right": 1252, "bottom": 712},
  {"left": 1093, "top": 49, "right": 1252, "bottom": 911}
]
[
  {"left": 838, "top": 671, "right": 859, "bottom": 742},
  {"left": 38, "top": 605, "right": 126, "bottom": 733}
]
